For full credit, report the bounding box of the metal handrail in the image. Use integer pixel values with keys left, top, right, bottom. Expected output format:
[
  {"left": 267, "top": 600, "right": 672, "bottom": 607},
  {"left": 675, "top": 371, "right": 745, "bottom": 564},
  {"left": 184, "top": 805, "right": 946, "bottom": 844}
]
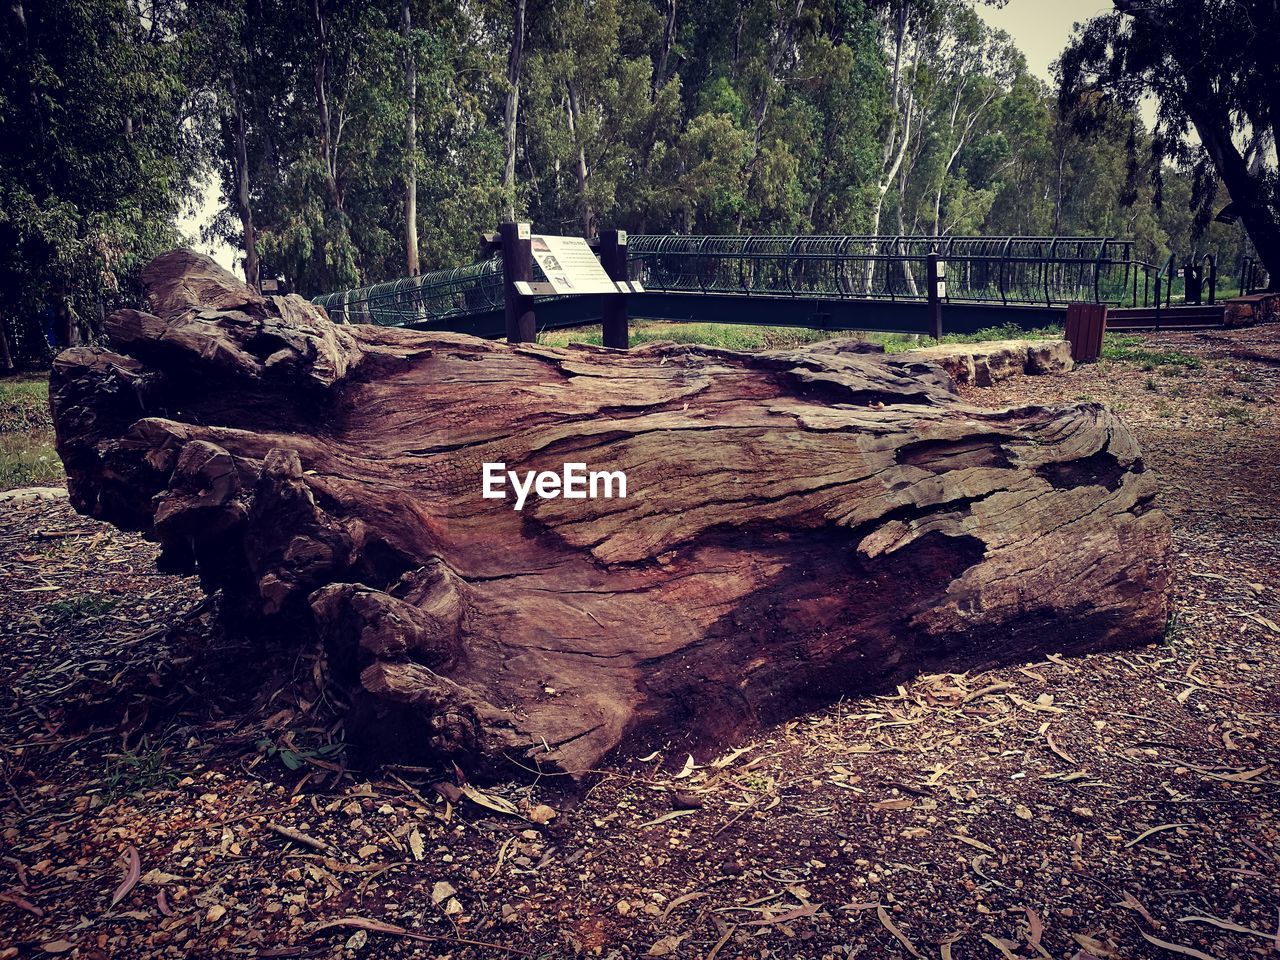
[{"left": 312, "top": 234, "right": 1213, "bottom": 329}]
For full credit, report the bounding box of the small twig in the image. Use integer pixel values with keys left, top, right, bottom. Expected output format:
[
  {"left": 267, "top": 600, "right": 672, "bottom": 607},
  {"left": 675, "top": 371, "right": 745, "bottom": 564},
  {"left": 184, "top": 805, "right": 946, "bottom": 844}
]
[
  {"left": 267, "top": 822, "right": 335, "bottom": 854},
  {"left": 712, "top": 796, "right": 760, "bottom": 838}
]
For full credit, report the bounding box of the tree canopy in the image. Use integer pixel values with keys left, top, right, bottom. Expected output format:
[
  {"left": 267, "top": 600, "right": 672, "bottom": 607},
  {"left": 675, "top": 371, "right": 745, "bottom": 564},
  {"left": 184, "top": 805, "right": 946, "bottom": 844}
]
[
  {"left": 1059, "top": 0, "right": 1279, "bottom": 284},
  {"left": 0, "top": 0, "right": 1266, "bottom": 365}
]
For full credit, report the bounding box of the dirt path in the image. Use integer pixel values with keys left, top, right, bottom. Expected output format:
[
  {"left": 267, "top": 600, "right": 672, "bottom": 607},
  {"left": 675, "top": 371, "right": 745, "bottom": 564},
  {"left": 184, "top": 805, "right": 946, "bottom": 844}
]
[{"left": 1, "top": 327, "right": 1278, "bottom": 959}]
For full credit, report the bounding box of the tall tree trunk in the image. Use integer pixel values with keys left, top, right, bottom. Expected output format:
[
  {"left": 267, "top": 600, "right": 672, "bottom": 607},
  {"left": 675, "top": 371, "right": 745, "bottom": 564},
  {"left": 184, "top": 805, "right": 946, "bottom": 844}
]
[
  {"left": 866, "top": 6, "right": 913, "bottom": 289},
  {"left": 652, "top": 0, "right": 676, "bottom": 100},
  {"left": 401, "top": 0, "right": 419, "bottom": 277},
  {"left": 732, "top": 0, "right": 746, "bottom": 79},
  {"left": 0, "top": 313, "right": 14, "bottom": 372},
  {"left": 1116, "top": 0, "right": 1280, "bottom": 286},
  {"left": 52, "top": 290, "right": 75, "bottom": 349},
  {"left": 565, "top": 84, "right": 592, "bottom": 237},
  {"left": 750, "top": 0, "right": 803, "bottom": 152},
  {"left": 228, "top": 77, "right": 260, "bottom": 292},
  {"left": 1053, "top": 141, "right": 1067, "bottom": 236},
  {"left": 502, "top": 0, "right": 526, "bottom": 220},
  {"left": 736, "top": 0, "right": 804, "bottom": 233},
  {"left": 1184, "top": 97, "right": 1280, "bottom": 286},
  {"left": 313, "top": 0, "right": 343, "bottom": 214},
  {"left": 865, "top": 91, "right": 913, "bottom": 289},
  {"left": 897, "top": 176, "right": 918, "bottom": 296},
  {"left": 10, "top": 0, "right": 47, "bottom": 157}
]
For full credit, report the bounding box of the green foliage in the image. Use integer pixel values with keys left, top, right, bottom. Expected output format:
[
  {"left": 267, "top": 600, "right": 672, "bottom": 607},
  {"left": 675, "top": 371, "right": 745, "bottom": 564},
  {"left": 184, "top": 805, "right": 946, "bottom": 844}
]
[
  {"left": 1059, "top": 1, "right": 1279, "bottom": 280},
  {"left": 43, "top": 595, "right": 119, "bottom": 621},
  {"left": 0, "top": 0, "right": 201, "bottom": 360},
  {"left": 1, "top": 0, "right": 1263, "bottom": 324},
  {"left": 102, "top": 737, "right": 178, "bottom": 798},
  {"left": 0, "top": 376, "right": 62, "bottom": 489},
  {"left": 1101, "top": 335, "right": 1201, "bottom": 370},
  {"left": 256, "top": 736, "right": 345, "bottom": 772}
]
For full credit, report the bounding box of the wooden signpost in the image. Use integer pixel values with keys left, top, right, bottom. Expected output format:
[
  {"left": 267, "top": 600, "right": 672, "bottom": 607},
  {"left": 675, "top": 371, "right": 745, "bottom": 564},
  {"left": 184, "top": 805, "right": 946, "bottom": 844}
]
[
  {"left": 597, "top": 229, "right": 629, "bottom": 349},
  {"left": 498, "top": 221, "right": 535, "bottom": 343},
  {"left": 493, "top": 221, "right": 641, "bottom": 347},
  {"left": 926, "top": 251, "right": 946, "bottom": 340}
]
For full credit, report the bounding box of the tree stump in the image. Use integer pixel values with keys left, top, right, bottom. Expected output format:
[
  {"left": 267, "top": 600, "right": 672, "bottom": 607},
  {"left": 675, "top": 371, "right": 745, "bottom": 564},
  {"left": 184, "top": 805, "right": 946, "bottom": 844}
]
[{"left": 51, "top": 250, "right": 1172, "bottom": 776}]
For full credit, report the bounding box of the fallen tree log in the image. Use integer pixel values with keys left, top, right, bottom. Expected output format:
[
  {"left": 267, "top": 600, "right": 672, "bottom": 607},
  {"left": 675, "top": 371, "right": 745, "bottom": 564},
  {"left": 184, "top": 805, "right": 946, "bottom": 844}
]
[{"left": 51, "top": 250, "right": 1172, "bottom": 776}]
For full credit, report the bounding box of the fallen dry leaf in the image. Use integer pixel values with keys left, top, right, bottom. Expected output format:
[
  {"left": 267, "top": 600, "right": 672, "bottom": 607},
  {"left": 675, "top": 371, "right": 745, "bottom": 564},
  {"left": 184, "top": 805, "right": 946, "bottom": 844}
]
[
  {"left": 1177, "top": 914, "right": 1273, "bottom": 940},
  {"left": 460, "top": 784, "right": 520, "bottom": 816},
  {"left": 639, "top": 809, "right": 699, "bottom": 828},
  {"left": 1139, "top": 930, "right": 1220, "bottom": 960},
  {"left": 1126, "top": 823, "right": 1194, "bottom": 848},
  {"left": 877, "top": 905, "right": 924, "bottom": 958},
  {"left": 742, "top": 903, "right": 821, "bottom": 926},
  {"left": 109, "top": 844, "right": 141, "bottom": 908}
]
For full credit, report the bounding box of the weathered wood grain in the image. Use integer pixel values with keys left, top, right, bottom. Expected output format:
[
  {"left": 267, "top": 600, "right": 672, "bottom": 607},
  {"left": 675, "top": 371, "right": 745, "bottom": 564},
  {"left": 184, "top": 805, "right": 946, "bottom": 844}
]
[{"left": 51, "top": 251, "right": 1171, "bottom": 776}]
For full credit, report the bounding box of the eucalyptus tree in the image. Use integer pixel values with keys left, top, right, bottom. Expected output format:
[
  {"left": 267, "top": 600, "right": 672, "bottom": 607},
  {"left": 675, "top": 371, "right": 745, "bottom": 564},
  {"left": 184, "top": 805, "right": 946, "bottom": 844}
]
[
  {"left": 922, "top": 1, "right": 1015, "bottom": 235},
  {"left": 1060, "top": 0, "right": 1280, "bottom": 285},
  {"left": 0, "top": 0, "right": 200, "bottom": 362}
]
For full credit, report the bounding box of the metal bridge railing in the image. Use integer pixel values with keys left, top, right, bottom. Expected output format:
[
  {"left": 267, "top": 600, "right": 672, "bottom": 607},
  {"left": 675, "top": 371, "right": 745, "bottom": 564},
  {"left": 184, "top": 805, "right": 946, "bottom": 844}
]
[
  {"left": 310, "top": 234, "right": 1208, "bottom": 328},
  {"left": 623, "top": 235, "right": 1137, "bottom": 308},
  {"left": 313, "top": 258, "right": 505, "bottom": 326}
]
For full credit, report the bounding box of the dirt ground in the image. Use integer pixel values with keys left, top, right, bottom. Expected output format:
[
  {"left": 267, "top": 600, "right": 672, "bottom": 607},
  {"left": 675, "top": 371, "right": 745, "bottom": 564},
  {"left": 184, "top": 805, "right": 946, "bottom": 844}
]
[{"left": 1, "top": 326, "right": 1278, "bottom": 959}]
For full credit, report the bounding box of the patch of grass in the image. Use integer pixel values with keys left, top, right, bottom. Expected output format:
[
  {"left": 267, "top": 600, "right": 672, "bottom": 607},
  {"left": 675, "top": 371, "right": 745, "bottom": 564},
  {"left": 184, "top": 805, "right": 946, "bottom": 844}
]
[
  {"left": 1163, "top": 611, "right": 1187, "bottom": 647},
  {"left": 43, "top": 595, "right": 119, "bottom": 621},
  {"left": 538, "top": 320, "right": 1064, "bottom": 354},
  {"left": 101, "top": 737, "right": 179, "bottom": 798},
  {"left": 0, "top": 376, "right": 63, "bottom": 491},
  {"left": 737, "top": 771, "right": 777, "bottom": 794},
  {"left": 0, "top": 376, "right": 53, "bottom": 431},
  {"left": 882, "top": 322, "right": 1064, "bottom": 354},
  {"left": 0, "top": 430, "right": 63, "bottom": 488},
  {"left": 1101, "top": 334, "right": 1201, "bottom": 370},
  {"left": 257, "top": 735, "right": 345, "bottom": 772},
  {"left": 1214, "top": 401, "right": 1255, "bottom": 425},
  {"left": 538, "top": 322, "right": 840, "bottom": 351}
]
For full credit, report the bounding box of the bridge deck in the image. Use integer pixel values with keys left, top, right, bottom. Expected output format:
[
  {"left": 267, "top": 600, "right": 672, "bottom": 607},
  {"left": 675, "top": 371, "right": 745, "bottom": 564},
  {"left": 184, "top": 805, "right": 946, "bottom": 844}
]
[{"left": 313, "top": 234, "right": 1229, "bottom": 338}]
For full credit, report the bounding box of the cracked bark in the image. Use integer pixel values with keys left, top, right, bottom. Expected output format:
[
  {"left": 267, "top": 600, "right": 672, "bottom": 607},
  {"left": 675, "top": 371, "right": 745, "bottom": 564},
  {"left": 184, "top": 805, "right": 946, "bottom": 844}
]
[{"left": 50, "top": 251, "right": 1172, "bottom": 777}]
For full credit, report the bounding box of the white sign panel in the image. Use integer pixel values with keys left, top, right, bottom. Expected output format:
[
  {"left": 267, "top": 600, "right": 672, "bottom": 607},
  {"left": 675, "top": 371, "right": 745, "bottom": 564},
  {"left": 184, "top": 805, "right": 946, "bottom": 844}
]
[{"left": 530, "top": 235, "right": 617, "bottom": 295}]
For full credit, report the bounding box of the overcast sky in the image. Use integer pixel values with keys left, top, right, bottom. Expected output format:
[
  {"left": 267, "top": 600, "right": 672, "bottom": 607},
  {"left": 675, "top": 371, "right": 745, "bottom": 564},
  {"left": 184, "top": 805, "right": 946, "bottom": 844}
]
[
  {"left": 181, "top": 0, "right": 1118, "bottom": 278},
  {"left": 975, "top": 0, "right": 1111, "bottom": 85}
]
